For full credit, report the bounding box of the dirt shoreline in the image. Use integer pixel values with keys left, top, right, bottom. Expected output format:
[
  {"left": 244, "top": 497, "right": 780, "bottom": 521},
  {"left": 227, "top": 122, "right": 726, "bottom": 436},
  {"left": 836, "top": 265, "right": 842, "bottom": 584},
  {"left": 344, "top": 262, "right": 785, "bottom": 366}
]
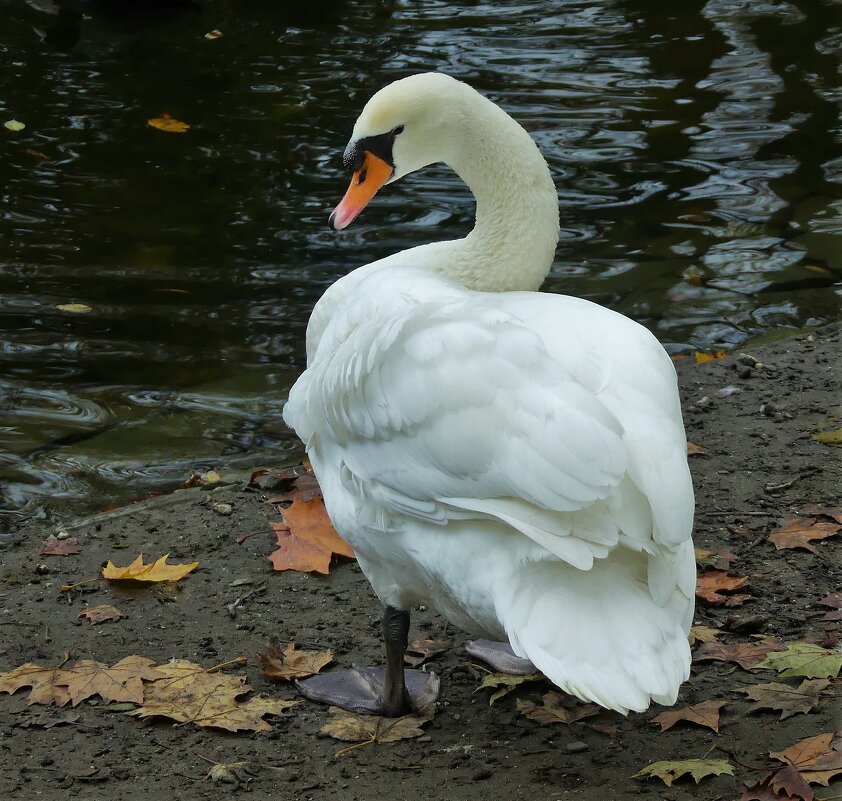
[{"left": 0, "top": 324, "right": 839, "bottom": 801}]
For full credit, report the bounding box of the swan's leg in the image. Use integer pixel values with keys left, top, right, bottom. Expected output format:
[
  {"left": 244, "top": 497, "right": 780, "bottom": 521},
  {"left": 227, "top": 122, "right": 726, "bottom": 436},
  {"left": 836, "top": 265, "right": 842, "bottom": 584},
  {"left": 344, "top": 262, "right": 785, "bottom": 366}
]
[
  {"left": 295, "top": 606, "right": 439, "bottom": 717},
  {"left": 466, "top": 639, "right": 538, "bottom": 675}
]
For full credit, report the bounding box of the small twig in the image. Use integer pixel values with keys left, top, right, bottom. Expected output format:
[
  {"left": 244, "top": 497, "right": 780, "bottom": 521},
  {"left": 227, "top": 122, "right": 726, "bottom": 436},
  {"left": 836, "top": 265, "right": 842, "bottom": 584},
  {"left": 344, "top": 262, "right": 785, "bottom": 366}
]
[
  {"left": 764, "top": 466, "right": 822, "bottom": 494},
  {"left": 335, "top": 739, "right": 376, "bottom": 758},
  {"left": 206, "top": 656, "right": 248, "bottom": 673},
  {"left": 194, "top": 753, "right": 218, "bottom": 766},
  {"left": 60, "top": 577, "right": 100, "bottom": 592}
]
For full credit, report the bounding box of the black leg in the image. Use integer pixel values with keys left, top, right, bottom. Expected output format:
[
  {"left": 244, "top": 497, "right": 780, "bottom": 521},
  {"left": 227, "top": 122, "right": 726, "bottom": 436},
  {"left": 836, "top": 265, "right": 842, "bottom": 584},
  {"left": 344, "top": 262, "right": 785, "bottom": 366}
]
[{"left": 381, "top": 605, "right": 411, "bottom": 717}]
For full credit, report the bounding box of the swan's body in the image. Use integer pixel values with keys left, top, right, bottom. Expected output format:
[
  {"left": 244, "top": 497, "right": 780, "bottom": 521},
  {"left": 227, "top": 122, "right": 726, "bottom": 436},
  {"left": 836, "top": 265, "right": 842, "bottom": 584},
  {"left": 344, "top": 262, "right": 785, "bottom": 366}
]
[{"left": 284, "top": 73, "right": 695, "bottom": 714}]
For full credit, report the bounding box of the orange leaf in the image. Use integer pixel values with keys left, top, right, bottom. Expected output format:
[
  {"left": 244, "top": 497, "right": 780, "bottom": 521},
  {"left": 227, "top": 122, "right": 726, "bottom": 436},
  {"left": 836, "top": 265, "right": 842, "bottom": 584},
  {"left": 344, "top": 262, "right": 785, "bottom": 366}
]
[
  {"left": 769, "top": 518, "right": 840, "bottom": 553},
  {"left": 267, "top": 497, "right": 354, "bottom": 574},
  {"left": 78, "top": 604, "right": 124, "bottom": 625},
  {"left": 687, "top": 442, "right": 711, "bottom": 458},
  {"left": 695, "top": 569, "right": 749, "bottom": 604},
  {"left": 147, "top": 114, "right": 190, "bottom": 133},
  {"left": 256, "top": 641, "right": 333, "bottom": 681},
  {"left": 695, "top": 350, "right": 727, "bottom": 363},
  {"left": 650, "top": 700, "right": 726, "bottom": 732},
  {"left": 102, "top": 553, "right": 199, "bottom": 582}
]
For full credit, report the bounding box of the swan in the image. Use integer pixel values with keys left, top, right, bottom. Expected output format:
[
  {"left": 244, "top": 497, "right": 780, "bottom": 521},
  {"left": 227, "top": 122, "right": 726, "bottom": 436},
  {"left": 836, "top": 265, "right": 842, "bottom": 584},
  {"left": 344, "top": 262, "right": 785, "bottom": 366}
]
[{"left": 283, "top": 72, "right": 695, "bottom": 717}]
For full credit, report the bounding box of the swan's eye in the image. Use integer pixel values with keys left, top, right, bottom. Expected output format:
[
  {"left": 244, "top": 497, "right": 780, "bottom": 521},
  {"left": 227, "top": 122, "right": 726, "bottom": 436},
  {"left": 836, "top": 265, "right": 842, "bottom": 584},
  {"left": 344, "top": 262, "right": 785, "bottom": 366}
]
[{"left": 392, "top": 125, "right": 404, "bottom": 136}]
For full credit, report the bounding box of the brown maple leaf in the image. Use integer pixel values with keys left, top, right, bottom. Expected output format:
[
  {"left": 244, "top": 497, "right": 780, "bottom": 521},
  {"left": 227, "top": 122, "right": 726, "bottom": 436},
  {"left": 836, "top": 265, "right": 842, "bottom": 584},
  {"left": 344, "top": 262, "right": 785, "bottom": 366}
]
[
  {"left": 769, "top": 518, "right": 840, "bottom": 552},
  {"left": 688, "top": 625, "right": 722, "bottom": 645},
  {"left": 60, "top": 656, "right": 165, "bottom": 706},
  {"left": 694, "top": 547, "right": 735, "bottom": 570},
  {"left": 517, "top": 691, "right": 600, "bottom": 725},
  {"left": 803, "top": 504, "right": 842, "bottom": 524},
  {"left": 695, "top": 570, "right": 750, "bottom": 604},
  {"left": 320, "top": 705, "right": 432, "bottom": 753},
  {"left": 267, "top": 497, "right": 354, "bottom": 574},
  {"left": 404, "top": 638, "right": 450, "bottom": 667},
  {"left": 650, "top": 700, "right": 726, "bottom": 733},
  {"left": 78, "top": 604, "right": 124, "bottom": 625},
  {"left": 741, "top": 679, "right": 828, "bottom": 719},
  {"left": 102, "top": 553, "right": 199, "bottom": 582},
  {"left": 256, "top": 640, "right": 332, "bottom": 681},
  {"left": 0, "top": 661, "right": 71, "bottom": 706},
  {"left": 771, "top": 730, "right": 842, "bottom": 787},
  {"left": 693, "top": 637, "right": 783, "bottom": 670},
  {"left": 820, "top": 591, "right": 842, "bottom": 609},
  {"left": 687, "top": 442, "right": 711, "bottom": 458},
  {"left": 40, "top": 536, "right": 81, "bottom": 556},
  {"left": 131, "top": 659, "right": 296, "bottom": 731}
]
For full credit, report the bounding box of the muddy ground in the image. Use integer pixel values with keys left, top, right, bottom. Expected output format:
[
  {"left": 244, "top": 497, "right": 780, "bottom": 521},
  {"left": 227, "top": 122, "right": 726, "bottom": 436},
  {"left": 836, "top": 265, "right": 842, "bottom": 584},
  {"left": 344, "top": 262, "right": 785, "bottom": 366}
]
[{"left": 0, "top": 324, "right": 839, "bottom": 801}]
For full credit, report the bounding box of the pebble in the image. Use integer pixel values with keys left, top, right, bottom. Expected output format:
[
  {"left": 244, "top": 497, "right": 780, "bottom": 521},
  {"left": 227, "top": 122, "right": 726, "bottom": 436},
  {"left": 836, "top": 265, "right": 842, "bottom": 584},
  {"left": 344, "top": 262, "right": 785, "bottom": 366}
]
[
  {"left": 566, "top": 741, "right": 589, "bottom": 753},
  {"left": 55, "top": 530, "right": 70, "bottom": 540},
  {"left": 212, "top": 502, "right": 233, "bottom": 516},
  {"left": 35, "top": 564, "right": 49, "bottom": 575}
]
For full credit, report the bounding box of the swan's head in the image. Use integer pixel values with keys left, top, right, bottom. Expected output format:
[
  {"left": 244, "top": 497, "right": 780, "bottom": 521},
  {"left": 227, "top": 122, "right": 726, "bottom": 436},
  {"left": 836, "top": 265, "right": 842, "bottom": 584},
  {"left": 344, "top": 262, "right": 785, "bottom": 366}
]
[{"left": 329, "top": 72, "right": 467, "bottom": 230}]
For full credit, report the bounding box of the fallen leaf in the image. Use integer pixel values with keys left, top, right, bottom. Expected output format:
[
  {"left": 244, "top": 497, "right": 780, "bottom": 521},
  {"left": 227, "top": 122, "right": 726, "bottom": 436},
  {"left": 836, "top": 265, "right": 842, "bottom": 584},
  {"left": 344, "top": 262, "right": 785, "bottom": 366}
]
[
  {"left": 693, "top": 637, "right": 783, "bottom": 670},
  {"left": 102, "top": 553, "right": 199, "bottom": 583},
  {"left": 819, "top": 591, "right": 842, "bottom": 609},
  {"left": 147, "top": 114, "right": 190, "bottom": 133},
  {"left": 769, "top": 518, "right": 840, "bottom": 552},
  {"left": 78, "top": 605, "right": 124, "bottom": 625},
  {"left": 634, "top": 758, "right": 734, "bottom": 787},
  {"left": 754, "top": 643, "right": 841, "bottom": 679},
  {"left": 204, "top": 29, "right": 223, "bottom": 40},
  {"left": 59, "top": 656, "right": 165, "bottom": 706},
  {"left": 696, "top": 569, "right": 750, "bottom": 604},
  {"left": 741, "top": 679, "right": 828, "bottom": 719},
  {"left": 183, "top": 470, "right": 221, "bottom": 488},
  {"left": 771, "top": 731, "right": 842, "bottom": 789},
  {"left": 695, "top": 351, "right": 728, "bottom": 364},
  {"left": 687, "top": 442, "right": 711, "bottom": 458},
  {"left": 256, "top": 641, "right": 332, "bottom": 681},
  {"left": 17, "top": 711, "right": 81, "bottom": 729},
  {"left": 811, "top": 429, "right": 842, "bottom": 445},
  {"left": 741, "top": 772, "right": 811, "bottom": 801},
  {"left": 404, "top": 638, "right": 450, "bottom": 667},
  {"left": 516, "top": 691, "right": 600, "bottom": 725},
  {"left": 205, "top": 761, "right": 252, "bottom": 785},
  {"left": 650, "top": 700, "right": 726, "bottom": 732},
  {"left": 0, "top": 662, "right": 71, "bottom": 706},
  {"left": 320, "top": 706, "right": 432, "bottom": 749},
  {"left": 23, "top": 148, "right": 48, "bottom": 159},
  {"left": 131, "top": 659, "right": 295, "bottom": 731},
  {"left": 475, "top": 672, "right": 544, "bottom": 705},
  {"left": 4, "top": 119, "right": 25, "bottom": 132},
  {"left": 689, "top": 625, "right": 722, "bottom": 645},
  {"left": 56, "top": 303, "right": 92, "bottom": 313},
  {"left": 804, "top": 506, "right": 842, "bottom": 525},
  {"left": 694, "top": 547, "right": 735, "bottom": 570},
  {"left": 40, "top": 535, "right": 81, "bottom": 556},
  {"left": 267, "top": 497, "right": 354, "bottom": 575}
]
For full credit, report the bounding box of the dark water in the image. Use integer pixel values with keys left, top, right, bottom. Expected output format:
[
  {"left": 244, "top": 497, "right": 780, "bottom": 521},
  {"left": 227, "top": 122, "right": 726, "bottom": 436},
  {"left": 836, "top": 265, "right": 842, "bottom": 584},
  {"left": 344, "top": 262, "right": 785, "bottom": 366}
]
[{"left": 1, "top": 0, "right": 841, "bottom": 529}]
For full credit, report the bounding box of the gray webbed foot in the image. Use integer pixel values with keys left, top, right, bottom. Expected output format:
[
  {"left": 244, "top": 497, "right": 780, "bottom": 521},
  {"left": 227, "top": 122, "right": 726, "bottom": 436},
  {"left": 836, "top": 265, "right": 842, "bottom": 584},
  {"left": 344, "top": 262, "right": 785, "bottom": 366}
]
[
  {"left": 296, "top": 667, "right": 439, "bottom": 717},
  {"left": 466, "top": 639, "right": 538, "bottom": 675}
]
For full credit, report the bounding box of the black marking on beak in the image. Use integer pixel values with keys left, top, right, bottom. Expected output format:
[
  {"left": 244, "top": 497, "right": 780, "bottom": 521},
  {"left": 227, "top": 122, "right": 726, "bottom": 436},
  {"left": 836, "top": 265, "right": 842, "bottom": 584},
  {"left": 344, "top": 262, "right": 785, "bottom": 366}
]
[{"left": 342, "top": 131, "right": 397, "bottom": 173}]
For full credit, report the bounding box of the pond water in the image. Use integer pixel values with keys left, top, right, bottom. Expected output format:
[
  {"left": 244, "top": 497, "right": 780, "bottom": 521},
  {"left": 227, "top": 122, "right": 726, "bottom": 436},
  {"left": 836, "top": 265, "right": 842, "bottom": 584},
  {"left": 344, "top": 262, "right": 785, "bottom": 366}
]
[{"left": 1, "top": 0, "right": 841, "bottom": 529}]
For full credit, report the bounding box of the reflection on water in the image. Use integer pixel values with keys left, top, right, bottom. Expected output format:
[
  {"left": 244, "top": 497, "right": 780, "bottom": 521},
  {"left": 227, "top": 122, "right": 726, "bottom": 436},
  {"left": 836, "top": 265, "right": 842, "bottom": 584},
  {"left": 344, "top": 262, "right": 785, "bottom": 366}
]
[{"left": 1, "top": 0, "right": 840, "bottom": 528}]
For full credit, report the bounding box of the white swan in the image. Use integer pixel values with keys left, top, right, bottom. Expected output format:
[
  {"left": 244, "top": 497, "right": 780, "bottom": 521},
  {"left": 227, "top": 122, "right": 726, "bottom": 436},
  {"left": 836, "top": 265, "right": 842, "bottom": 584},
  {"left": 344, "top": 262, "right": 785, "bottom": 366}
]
[{"left": 284, "top": 72, "right": 695, "bottom": 716}]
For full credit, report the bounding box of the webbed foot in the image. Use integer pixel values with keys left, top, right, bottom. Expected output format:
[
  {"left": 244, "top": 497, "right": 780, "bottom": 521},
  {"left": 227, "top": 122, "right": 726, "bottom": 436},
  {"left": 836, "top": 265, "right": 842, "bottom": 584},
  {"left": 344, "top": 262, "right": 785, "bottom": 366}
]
[{"left": 466, "top": 639, "right": 538, "bottom": 675}]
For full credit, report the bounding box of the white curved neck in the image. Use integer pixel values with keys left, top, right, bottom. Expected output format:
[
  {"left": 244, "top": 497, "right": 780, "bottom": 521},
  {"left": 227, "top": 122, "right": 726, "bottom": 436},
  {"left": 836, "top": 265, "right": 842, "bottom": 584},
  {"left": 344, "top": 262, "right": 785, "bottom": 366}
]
[{"left": 433, "top": 89, "right": 560, "bottom": 292}]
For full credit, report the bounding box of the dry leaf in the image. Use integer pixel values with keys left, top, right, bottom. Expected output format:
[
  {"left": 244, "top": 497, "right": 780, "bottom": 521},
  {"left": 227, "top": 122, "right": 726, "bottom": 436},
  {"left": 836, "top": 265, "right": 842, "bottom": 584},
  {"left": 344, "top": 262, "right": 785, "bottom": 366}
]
[
  {"left": 634, "top": 758, "right": 734, "bottom": 787},
  {"left": 40, "top": 535, "right": 81, "bottom": 556},
  {"left": 693, "top": 637, "right": 783, "bottom": 670},
  {"left": 475, "top": 672, "right": 544, "bottom": 705},
  {"left": 320, "top": 706, "right": 432, "bottom": 748},
  {"left": 206, "top": 761, "right": 251, "bottom": 785},
  {"left": 204, "top": 29, "right": 223, "bottom": 40},
  {"left": 131, "top": 659, "right": 295, "bottom": 731},
  {"left": 267, "top": 497, "right": 354, "bottom": 574},
  {"left": 256, "top": 641, "right": 332, "bottom": 681},
  {"left": 741, "top": 679, "right": 828, "bottom": 719},
  {"left": 689, "top": 625, "right": 721, "bottom": 645},
  {"left": 57, "top": 303, "right": 92, "bottom": 313},
  {"left": 695, "top": 569, "right": 750, "bottom": 604},
  {"left": 404, "top": 638, "right": 450, "bottom": 667},
  {"left": 769, "top": 518, "right": 840, "bottom": 552},
  {"left": 687, "top": 442, "right": 711, "bottom": 458},
  {"left": 147, "top": 114, "right": 190, "bottom": 133},
  {"left": 695, "top": 351, "right": 727, "bottom": 364},
  {"left": 820, "top": 591, "right": 842, "bottom": 609},
  {"left": 771, "top": 731, "right": 842, "bottom": 788},
  {"left": 102, "top": 553, "right": 199, "bottom": 583},
  {"left": 694, "top": 547, "right": 735, "bottom": 570},
  {"left": 59, "top": 656, "right": 164, "bottom": 706},
  {"left": 4, "top": 119, "right": 25, "bottom": 132},
  {"left": 754, "top": 643, "right": 841, "bottom": 679},
  {"left": 811, "top": 429, "right": 842, "bottom": 446},
  {"left": 0, "top": 662, "right": 71, "bottom": 706},
  {"left": 650, "top": 700, "right": 726, "bottom": 733},
  {"left": 804, "top": 506, "right": 842, "bottom": 525},
  {"left": 78, "top": 605, "right": 124, "bottom": 625},
  {"left": 516, "top": 691, "right": 600, "bottom": 725}
]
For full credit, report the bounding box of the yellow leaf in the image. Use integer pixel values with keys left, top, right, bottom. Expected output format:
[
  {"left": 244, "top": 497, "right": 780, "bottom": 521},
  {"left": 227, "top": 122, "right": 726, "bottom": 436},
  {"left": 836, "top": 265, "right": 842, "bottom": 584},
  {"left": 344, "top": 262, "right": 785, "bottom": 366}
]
[
  {"left": 102, "top": 553, "right": 199, "bottom": 583},
  {"left": 148, "top": 114, "right": 190, "bottom": 133},
  {"left": 4, "top": 119, "right": 25, "bottom": 132},
  {"left": 811, "top": 429, "right": 842, "bottom": 446},
  {"left": 320, "top": 706, "right": 432, "bottom": 747},
  {"left": 694, "top": 350, "right": 727, "bottom": 364},
  {"left": 634, "top": 758, "right": 734, "bottom": 786},
  {"left": 57, "top": 303, "right": 92, "bottom": 313}
]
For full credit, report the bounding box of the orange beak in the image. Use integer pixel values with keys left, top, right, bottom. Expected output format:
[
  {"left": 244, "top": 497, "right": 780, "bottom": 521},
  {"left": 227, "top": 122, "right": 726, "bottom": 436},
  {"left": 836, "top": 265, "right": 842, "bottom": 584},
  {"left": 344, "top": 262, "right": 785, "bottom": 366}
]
[{"left": 329, "top": 151, "right": 394, "bottom": 230}]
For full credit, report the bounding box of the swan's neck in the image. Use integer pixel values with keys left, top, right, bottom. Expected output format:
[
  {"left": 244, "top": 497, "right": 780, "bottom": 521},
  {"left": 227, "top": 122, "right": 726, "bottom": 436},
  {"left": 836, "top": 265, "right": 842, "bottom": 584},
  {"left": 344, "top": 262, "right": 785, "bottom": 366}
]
[{"left": 436, "top": 92, "right": 560, "bottom": 292}]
